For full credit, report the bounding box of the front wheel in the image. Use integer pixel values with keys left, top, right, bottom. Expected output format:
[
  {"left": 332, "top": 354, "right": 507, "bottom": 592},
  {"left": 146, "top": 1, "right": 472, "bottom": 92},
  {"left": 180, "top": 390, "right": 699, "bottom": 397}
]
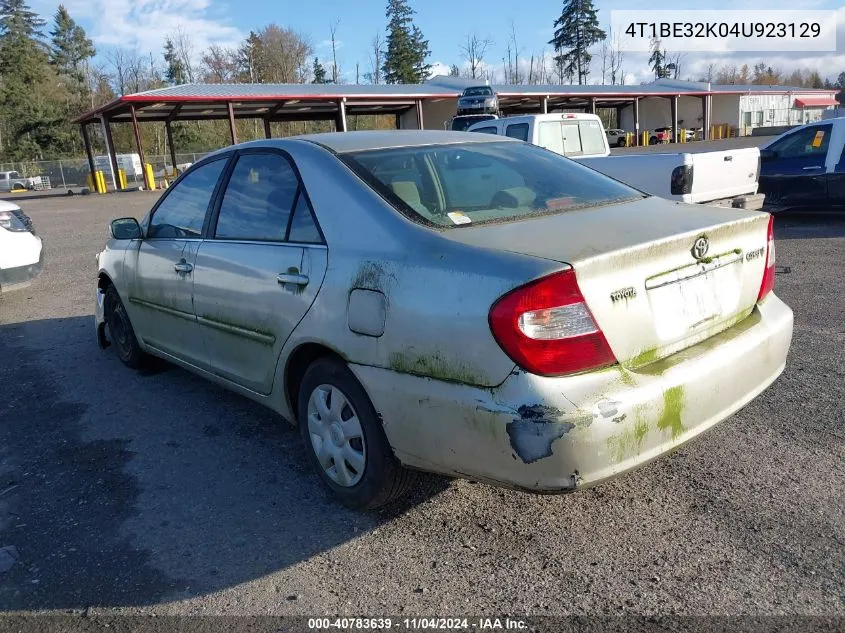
[
  {"left": 298, "top": 357, "right": 416, "bottom": 509},
  {"left": 617, "top": 138, "right": 627, "bottom": 147}
]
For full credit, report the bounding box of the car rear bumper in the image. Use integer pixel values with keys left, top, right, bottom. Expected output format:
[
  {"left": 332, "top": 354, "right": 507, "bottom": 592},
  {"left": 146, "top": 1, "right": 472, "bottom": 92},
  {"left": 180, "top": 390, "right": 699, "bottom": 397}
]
[
  {"left": 0, "top": 241, "right": 43, "bottom": 292},
  {"left": 351, "top": 294, "right": 793, "bottom": 492}
]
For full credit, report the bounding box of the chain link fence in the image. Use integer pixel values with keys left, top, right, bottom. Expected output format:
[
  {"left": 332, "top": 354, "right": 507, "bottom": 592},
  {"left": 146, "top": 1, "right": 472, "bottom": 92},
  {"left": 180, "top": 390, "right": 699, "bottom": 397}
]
[{"left": 0, "top": 153, "right": 212, "bottom": 190}]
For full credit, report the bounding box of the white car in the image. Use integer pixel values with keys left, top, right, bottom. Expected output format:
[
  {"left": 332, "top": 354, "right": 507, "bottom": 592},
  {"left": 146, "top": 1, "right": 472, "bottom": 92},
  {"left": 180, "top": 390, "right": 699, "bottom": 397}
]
[
  {"left": 0, "top": 201, "right": 43, "bottom": 294},
  {"left": 605, "top": 128, "right": 629, "bottom": 147}
]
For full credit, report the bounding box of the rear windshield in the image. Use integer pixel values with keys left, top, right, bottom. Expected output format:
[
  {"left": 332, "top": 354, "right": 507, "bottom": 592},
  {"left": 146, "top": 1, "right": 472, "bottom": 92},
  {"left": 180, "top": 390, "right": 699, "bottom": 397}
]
[
  {"left": 462, "top": 87, "right": 493, "bottom": 97},
  {"left": 342, "top": 141, "right": 642, "bottom": 229}
]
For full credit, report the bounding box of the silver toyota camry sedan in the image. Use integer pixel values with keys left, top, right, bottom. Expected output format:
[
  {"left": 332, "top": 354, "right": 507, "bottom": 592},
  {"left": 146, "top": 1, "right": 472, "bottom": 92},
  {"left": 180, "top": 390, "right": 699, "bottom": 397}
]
[{"left": 95, "top": 131, "right": 793, "bottom": 509}]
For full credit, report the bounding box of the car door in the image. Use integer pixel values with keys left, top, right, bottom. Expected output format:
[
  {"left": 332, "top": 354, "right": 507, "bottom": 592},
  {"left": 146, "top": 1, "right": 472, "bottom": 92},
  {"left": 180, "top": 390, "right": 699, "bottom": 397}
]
[
  {"left": 759, "top": 123, "right": 832, "bottom": 207},
  {"left": 127, "top": 156, "right": 229, "bottom": 365},
  {"left": 191, "top": 150, "right": 328, "bottom": 394}
]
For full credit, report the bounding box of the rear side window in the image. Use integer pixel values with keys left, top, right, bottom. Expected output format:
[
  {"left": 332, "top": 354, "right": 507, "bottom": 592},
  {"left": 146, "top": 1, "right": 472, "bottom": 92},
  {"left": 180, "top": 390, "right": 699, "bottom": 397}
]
[
  {"left": 471, "top": 126, "right": 498, "bottom": 135},
  {"left": 288, "top": 193, "right": 322, "bottom": 243},
  {"left": 505, "top": 123, "right": 529, "bottom": 142},
  {"left": 215, "top": 153, "right": 299, "bottom": 241},
  {"left": 148, "top": 158, "right": 227, "bottom": 238},
  {"left": 578, "top": 120, "right": 607, "bottom": 155}
]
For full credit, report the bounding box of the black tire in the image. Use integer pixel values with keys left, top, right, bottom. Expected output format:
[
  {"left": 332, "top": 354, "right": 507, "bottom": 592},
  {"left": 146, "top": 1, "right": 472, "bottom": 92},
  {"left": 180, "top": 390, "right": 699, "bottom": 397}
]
[
  {"left": 104, "top": 285, "right": 146, "bottom": 369},
  {"left": 649, "top": 136, "right": 658, "bottom": 145},
  {"left": 298, "top": 357, "right": 416, "bottom": 510},
  {"left": 617, "top": 138, "right": 627, "bottom": 147}
]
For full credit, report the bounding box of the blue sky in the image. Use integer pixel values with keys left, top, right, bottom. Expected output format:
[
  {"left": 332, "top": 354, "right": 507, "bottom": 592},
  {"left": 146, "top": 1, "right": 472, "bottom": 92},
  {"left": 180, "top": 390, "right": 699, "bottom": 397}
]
[{"left": 31, "top": 0, "right": 845, "bottom": 85}]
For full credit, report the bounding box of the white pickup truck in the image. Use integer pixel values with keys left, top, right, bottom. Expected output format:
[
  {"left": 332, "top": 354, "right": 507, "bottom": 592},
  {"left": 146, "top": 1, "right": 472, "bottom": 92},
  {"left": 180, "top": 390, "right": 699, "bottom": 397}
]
[
  {"left": 0, "top": 171, "right": 48, "bottom": 192},
  {"left": 468, "top": 113, "right": 763, "bottom": 208},
  {"left": 758, "top": 116, "right": 845, "bottom": 210}
]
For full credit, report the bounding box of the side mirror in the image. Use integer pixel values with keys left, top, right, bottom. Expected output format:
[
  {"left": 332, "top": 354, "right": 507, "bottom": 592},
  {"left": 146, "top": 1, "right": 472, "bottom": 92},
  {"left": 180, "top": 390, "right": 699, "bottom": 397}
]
[
  {"left": 110, "top": 217, "right": 142, "bottom": 240},
  {"left": 759, "top": 149, "right": 777, "bottom": 161}
]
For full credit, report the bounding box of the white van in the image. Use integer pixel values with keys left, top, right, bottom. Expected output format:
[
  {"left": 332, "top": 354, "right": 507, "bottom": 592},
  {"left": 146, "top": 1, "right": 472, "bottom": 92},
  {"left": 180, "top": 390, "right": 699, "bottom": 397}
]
[{"left": 468, "top": 113, "right": 610, "bottom": 158}]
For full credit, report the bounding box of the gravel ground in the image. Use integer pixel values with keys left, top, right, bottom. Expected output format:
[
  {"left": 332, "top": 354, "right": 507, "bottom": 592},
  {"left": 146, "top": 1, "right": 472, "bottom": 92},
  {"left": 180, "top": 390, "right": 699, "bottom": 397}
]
[{"left": 0, "top": 193, "right": 842, "bottom": 619}]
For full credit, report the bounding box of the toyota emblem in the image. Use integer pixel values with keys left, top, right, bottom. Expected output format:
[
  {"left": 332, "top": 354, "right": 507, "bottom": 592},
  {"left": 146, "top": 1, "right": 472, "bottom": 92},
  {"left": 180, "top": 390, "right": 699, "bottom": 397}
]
[{"left": 691, "top": 235, "right": 709, "bottom": 260}]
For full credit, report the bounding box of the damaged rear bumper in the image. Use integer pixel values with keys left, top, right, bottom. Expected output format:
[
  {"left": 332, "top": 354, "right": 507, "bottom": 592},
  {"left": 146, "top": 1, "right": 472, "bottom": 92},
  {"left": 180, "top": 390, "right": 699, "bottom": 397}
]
[{"left": 350, "top": 294, "right": 793, "bottom": 492}]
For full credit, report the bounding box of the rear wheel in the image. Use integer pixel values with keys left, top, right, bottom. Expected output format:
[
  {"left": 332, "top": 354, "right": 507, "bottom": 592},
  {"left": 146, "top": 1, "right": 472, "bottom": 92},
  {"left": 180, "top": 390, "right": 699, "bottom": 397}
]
[
  {"left": 649, "top": 136, "right": 658, "bottom": 145},
  {"left": 104, "top": 285, "right": 146, "bottom": 369},
  {"left": 298, "top": 357, "right": 416, "bottom": 509},
  {"left": 617, "top": 137, "right": 627, "bottom": 147}
]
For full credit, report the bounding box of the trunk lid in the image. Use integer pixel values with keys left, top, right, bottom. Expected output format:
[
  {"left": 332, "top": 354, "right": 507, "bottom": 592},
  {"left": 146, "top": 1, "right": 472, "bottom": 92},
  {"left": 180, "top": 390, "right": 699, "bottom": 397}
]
[{"left": 443, "top": 196, "right": 771, "bottom": 369}]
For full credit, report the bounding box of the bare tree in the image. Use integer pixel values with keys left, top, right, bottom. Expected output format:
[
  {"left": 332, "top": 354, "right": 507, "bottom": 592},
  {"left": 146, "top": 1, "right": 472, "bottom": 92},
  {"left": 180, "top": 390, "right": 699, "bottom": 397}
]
[
  {"left": 329, "top": 20, "right": 340, "bottom": 83},
  {"left": 202, "top": 45, "right": 238, "bottom": 83},
  {"left": 609, "top": 29, "right": 624, "bottom": 85},
  {"left": 170, "top": 27, "right": 196, "bottom": 83},
  {"left": 367, "top": 34, "right": 382, "bottom": 84},
  {"left": 107, "top": 48, "right": 129, "bottom": 95},
  {"left": 509, "top": 22, "right": 522, "bottom": 84},
  {"left": 459, "top": 33, "right": 492, "bottom": 80},
  {"left": 255, "top": 25, "right": 313, "bottom": 83}
]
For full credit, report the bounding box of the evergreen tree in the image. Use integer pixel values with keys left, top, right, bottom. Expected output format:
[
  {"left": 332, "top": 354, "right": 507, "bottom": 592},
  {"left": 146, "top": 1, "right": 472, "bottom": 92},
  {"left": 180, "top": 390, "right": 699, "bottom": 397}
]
[
  {"left": 312, "top": 57, "right": 327, "bottom": 83},
  {"left": 449, "top": 63, "right": 459, "bottom": 77},
  {"left": 0, "top": 0, "right": 47, "bottom": 85},
  {"left": 382, "top": 0, "right": 430, "bottom": 84},
  {"left": 49, "top": 5, "right": 93, "bottom": 84},
  {"left": 548, "top": 0, "right": 605, "bottom": 85},
  {"left": 837, "top": 72, "right": 845, "bottom": 105},
  {"left": 163, "top": 37, "right": 186, "bottom": 85},
  {"left": 648, "top": 38, "right": 665, "bottom": 79}
]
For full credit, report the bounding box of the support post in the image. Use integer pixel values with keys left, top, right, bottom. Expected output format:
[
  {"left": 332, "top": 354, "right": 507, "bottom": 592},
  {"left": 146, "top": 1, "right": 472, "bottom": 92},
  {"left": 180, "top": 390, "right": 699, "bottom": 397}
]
[
  {"left": 100, "top": 116, "right": 118, "bottom": 191},
  {"left": 589, "top": 97, "right": 597, "bottom": 114},
  {"left": 81, "top": 124, "right": 95, "bottom": 177},
  {"left": 336, "top": 98, "right": 347, "bottom": 132},
  {"left": 227, "top": 102, "right": 238, "bottom": 144},
  {"left": 671, "top": 95, "right": 679, "bottom": 144},
  {"left": 415, "top": 99, "right": 424, "bottom": 129},
  {"left": 395, "top": 113, "right": 401, "bottom": 130},
  {"left": 263, "top": 118, "right": 272, "bottom": 139},
  {"left": 129, "top": 104, "right": 146, "bottom": 170},
  {"left": 541, "top": 95, "right": 549, "bottom": 114},
  {"left": 633, "top": 98, "right": 640, "bottom": 146},
  {"left": 165, "top": 121, "right": 178, "bottom": 177}
]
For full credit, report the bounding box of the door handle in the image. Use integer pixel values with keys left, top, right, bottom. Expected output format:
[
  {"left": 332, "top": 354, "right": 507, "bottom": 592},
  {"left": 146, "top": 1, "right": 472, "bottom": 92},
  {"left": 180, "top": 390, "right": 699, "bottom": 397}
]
[
  {"left": 802, "top": 166, "right": 823, "bottom": 171},
  {"left": 174, "top": 261, "right": 193, "bottom": 274},
  {"left": 277, "top": 273, "right": 309, "bottom": 286}
]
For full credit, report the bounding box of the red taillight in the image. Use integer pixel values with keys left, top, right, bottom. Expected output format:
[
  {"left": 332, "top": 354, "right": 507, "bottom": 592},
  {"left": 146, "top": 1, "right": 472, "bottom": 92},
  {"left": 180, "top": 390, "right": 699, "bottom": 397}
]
[
  {"left": 488, "top": 270, "right": 617, "bottom": 377},
  {"left": 757, "top": 214, "right": 776, "bottom": 302}
]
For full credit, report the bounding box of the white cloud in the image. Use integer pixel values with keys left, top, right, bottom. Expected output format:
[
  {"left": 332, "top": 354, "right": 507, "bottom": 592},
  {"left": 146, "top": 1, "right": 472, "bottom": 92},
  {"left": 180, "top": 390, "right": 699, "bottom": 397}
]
[
  {"left": 428, "top": 61, "right": 452, "bottom": 78},
  {"left": 44, "top": 0, "right": 243, "bottom": 59},
  {"left": 318, "top": 39, "right": 344, "bottom": 50}
]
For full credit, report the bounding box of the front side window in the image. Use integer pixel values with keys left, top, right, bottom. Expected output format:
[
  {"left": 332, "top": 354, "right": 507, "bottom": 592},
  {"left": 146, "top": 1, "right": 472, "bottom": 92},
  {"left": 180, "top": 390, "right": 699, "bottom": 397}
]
[
  {"left": 343, "top": 141, "right": 643, "bottom": 229},
  {"left": 214, "top": 153, "right": 300, "bottom": 241},
  {"left": 769, "top": 124, "right": 832, "bottom": 158},
  {"left": 148, "top": 158, "right": 227, "bottom": 238},
  {"left": 471, "top": 126, "right": 498, "bottom": 135}
]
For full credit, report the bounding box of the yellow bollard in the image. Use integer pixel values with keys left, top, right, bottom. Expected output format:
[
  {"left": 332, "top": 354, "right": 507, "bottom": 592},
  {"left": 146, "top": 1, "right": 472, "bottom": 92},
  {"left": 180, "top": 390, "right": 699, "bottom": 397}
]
[
  {"left": 86, "top": 172, "right": 95, "bottom": 191},
  {"left": 96, "top": 170, "right": 107, "bottom": 193},
  {"left": 679, "top": 128, "right": 686, "bottom": 144},
  {"left": 116, "top": 169, "right": 127, "bottom": 190},
  {"left": 642, "top": 131, "right": 649, "bottom": 146},
  {"left": 143, "top": 163, "right": 155, "bottom": 191}
]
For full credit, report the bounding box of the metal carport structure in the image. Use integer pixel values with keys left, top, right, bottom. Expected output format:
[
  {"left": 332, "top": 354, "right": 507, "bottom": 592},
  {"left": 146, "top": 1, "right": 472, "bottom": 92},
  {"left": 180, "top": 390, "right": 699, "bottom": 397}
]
[{"left": 72, "top": 83, "right": 458, "bottom": 190}]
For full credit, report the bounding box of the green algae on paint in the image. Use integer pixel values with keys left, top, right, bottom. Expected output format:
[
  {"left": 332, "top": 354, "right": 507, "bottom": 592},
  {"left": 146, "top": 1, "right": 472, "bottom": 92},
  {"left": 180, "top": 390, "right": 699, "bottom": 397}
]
[
  {"left": 389, "top": 350, "right": 484, "bottom": 386},
  {"left": 657, "top": 385, "right": 685, "bottom": 440}
]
